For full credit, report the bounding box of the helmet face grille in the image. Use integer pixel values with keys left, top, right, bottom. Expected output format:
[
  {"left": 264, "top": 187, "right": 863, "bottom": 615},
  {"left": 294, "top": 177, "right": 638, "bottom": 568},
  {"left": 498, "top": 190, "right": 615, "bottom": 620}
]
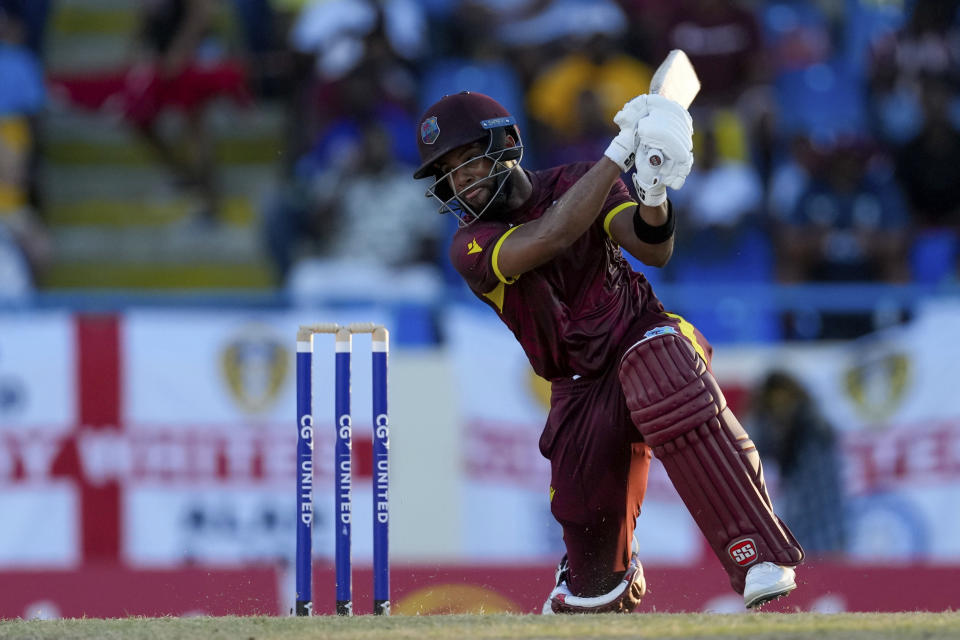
[
  {"left": 424, "top": 138, "right": 523, "bottom": 227},
  {"left": 414, "top": 92, "right": 523, "bottom": 225}
]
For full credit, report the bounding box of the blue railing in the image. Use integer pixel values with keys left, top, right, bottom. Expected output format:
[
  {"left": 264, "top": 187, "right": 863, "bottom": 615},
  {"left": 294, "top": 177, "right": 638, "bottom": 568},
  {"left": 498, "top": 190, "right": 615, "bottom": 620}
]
[{"left": 1, "top": 282, "right": 954, "bottom": 310}]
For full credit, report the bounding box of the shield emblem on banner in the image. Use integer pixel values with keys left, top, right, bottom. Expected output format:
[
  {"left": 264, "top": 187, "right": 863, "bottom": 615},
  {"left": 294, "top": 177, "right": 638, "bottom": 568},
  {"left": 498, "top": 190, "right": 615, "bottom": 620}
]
[
  {"left": 421, "top": 116, "right": 440, "bottom": 144},
  {"left": 844, "top": 351, "right": 910, "bottom": 426},
  {"left": 221, "top": 326, "right": 288, "bottom": 414}
]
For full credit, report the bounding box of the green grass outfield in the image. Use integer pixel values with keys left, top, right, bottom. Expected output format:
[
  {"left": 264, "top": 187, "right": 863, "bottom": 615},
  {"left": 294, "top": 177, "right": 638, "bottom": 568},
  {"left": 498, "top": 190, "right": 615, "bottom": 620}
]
[{"left": 1, "top": 612, "right": 959, "bottom": 640}]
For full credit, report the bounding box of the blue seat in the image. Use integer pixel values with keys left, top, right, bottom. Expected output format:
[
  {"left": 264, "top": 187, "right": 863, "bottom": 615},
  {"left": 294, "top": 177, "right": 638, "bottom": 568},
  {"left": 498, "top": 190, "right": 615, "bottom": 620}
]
[
  {"left": 775, "top": 61, "right": 866, "bottom": 143},
  {"left": 911, "top": 230, "right": 958, "bottom": 284}
]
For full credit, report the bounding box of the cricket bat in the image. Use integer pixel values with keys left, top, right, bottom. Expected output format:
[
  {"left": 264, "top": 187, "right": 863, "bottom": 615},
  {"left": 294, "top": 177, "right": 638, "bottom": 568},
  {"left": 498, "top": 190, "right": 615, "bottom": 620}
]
[{"left": 635, "top": 49, "right": 700, "bottom": 186}]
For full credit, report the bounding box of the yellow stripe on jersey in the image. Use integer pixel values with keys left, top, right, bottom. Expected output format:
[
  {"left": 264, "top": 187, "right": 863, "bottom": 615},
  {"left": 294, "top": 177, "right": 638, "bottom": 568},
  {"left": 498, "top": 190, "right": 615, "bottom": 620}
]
[
  {"left": 492, "top": 225, "right": 523, "bottom": 284},
  {"left": 664, "top": 312, "right": 708, "bottom": 363},
  {"left": 483, "top": 281, "right": 506, "bottom": 312},
  {"left": 603, "top": 201, "right": 638, "bottom": 239}
]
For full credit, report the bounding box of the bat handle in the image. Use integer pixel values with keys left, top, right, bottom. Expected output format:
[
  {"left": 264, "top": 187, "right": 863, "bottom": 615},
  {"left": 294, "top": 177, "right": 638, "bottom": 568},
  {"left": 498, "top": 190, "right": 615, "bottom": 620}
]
[{"left": 633, "top": 146, "right": 663, "bottom": 192}]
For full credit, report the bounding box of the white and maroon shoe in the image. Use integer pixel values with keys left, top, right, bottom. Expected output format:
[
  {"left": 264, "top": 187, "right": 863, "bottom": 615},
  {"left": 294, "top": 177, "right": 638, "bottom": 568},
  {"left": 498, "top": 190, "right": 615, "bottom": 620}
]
[
  {"left": 744, "top": 562, "right": 797, "bottom": 609},
  {"left": 542, "top": 537, "right": 646, "bottom": 614}
]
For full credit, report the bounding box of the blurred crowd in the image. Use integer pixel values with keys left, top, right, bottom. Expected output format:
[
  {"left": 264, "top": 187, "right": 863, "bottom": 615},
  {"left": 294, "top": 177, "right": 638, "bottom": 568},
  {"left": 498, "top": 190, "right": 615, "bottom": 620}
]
[{"left": 1, "top": 0, "right": 959, "bottom": 341}]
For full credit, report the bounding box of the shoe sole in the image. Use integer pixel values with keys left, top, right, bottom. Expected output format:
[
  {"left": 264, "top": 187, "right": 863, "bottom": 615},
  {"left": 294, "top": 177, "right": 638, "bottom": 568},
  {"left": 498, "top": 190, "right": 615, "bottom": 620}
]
[{"left": 744, "top": 582, "right": 797, "bottom": 609}]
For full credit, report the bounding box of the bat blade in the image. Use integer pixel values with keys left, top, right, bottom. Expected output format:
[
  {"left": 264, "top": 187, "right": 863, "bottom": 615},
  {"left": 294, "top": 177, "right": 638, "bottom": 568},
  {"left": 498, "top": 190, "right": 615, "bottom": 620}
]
[
  {"left": 633, "top": 49, "right": 700, "bottom": 189},
  {"left": 649, "top": 49, "right": 700, "bottom": 109}
]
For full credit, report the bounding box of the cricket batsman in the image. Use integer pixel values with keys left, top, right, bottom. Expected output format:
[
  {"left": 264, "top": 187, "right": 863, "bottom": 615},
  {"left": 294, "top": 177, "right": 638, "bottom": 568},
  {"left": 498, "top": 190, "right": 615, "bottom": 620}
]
[{"left": 412, "top": 87, "right": 803, "bottom": 613}]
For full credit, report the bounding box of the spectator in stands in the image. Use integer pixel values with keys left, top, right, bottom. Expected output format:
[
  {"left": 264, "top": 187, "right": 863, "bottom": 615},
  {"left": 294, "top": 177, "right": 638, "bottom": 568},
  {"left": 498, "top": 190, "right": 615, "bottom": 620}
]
[
  {"left": 262, "top": 120, "right": 442, "bottom": 285},
  {"left": 669, "top": 109, "right": 764, "bottom": 239},
  {"left": 417, "top": 3, "right": 530, "bottom": 138},
  {"left": 751, "top": 370, "right": 847, "bottom": 556},
  {"left": 767, "top": 133, "right": 819, "bottom": 228},
  {"left": 628, "top": 0, "right": 765, "bottom": 107},
  {"left": 0, "top": 221, "right": 33, "bottom": 298},
  {"left": 289, "top": 0, "right": 424, "bottom": 84},
  {"left": 261, "top": 37, "right": 422, "bottom": 279},
  {"left": 453, "top": 0, "right": 553, "bottom": 53},
  {"left": 866, "top": 0, "right": 960, "bottom": 147},
  {"left": 665, "top": 109, "right": 779, "bottom": 342},
  {"left": 0, "top": 0, "right": 51, "bottom": 60},
  {"left": 524, "top": 24, "right": 652, "bottom": 167},
  {"left": 264, "top": 0, "right": 433, "bottom": 284},
  {"left": 774, "top": 136, "right": 910, "bottom": 339},
  {"left": 287, "top": 0, "right": 424, "bottom": 151},
  {"left": 750, "top": 0, "right": 837, "bottom": 182},
  {"left": 227, "top": 0, "right": 288, "bottom": 99},
  {"left": 493, "top": 0, "right": 629, "bottom": 83},
  {"left": 611, "top": 0, "right": 676, "bottom": 62},
  {"left": 123, "top": 0, "right": 251, "bottom": 226},
  {"left": 893, "top": 73, "right": 960, "bottom": 283},
  {"left": 894, "top": 73, "right": 960, "bottom": 230},
  {"left": 285, "top": 56, "right": 420, "bottom": 183},
  {"left": 0, "top": 2, "right": 50, "bottom": 294}
]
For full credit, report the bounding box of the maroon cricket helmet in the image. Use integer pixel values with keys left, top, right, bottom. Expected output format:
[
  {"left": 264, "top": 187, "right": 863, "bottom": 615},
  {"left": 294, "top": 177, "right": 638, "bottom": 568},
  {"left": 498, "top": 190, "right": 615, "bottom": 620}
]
[{"left": 413, "top": 91, "right": 519, "bottom": 179}]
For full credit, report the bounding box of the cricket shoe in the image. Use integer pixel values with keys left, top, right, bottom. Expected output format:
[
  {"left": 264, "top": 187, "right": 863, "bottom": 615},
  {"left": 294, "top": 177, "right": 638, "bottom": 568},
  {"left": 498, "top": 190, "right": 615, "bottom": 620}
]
[
  {"left": 542, "top": 537, "right": 646, "bottom": 614},
  {"left": 541, "top": 554, "right": 569, "bottom": 614},
  {"left": 743, "top": 562, "right": 797, "bottom": 609}
]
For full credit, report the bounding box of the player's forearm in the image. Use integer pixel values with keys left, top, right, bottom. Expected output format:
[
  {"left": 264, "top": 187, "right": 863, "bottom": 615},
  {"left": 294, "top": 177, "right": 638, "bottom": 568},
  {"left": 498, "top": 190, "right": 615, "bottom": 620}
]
[
  {"left": 627, "top": 215, "right": 674, "bottom": 267},
  {"left": 636, "top": 202, "right": 668, "bottom": 226},
  {"left": 629, "top": 239, "right": 673, "bottom": 268},
  {"left": 531, "top": 157, "right": 621, "bottom": 250},
  {"left": 612, "top": 201, "right": 673, "bottom": 267}
]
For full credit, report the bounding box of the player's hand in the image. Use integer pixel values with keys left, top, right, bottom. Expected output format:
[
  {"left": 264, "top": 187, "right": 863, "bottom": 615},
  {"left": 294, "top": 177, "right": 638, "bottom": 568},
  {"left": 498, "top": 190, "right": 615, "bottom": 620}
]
[
  {"left": 604, "top": 95, "right": 651, "bottom": 172},
  {"left": 632, "top": 95, "right": 694, "bottom": 206}
]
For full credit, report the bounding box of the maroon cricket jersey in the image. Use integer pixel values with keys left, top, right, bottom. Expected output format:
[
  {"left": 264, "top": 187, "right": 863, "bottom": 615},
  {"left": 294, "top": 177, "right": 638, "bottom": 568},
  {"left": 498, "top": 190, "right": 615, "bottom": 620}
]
[{"left": 450, "top": 162, "right": 665, "bottom": 380}]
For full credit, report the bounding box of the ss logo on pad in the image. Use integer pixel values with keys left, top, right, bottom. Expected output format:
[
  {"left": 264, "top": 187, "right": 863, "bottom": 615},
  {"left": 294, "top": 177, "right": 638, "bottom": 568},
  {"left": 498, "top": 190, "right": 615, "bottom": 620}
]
[{"left": 728, "top": 539, "right": 758, "bottom": 566}]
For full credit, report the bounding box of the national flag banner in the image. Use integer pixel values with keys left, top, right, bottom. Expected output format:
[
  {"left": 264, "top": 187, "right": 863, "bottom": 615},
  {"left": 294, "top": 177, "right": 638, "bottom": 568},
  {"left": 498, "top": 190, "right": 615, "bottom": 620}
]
[
  {"left": 119, "top": 309, "right": 380, "bottom": 568},
  {"left": 0, "top": 311, "right": 75, "bottom": 430},
  {"left": 0, "top": 312, "right": 79, "bottom": 567},
  {"left": 93, "top": 308, "right": 459, "bottom": 574},
  {"left": 3, "top": 301, "right": 960, "bottom": 617}
]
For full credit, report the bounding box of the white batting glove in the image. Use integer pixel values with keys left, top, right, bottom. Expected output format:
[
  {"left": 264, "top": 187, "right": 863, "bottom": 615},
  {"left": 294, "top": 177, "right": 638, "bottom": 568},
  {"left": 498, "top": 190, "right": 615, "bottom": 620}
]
[
  {"left": 631, "top": 95, "right": 694, "bottom": 205},
  {"left": 604, "top": 95, "right": 651, "bottom": 172},
  {"left": 632, "top": 171, "right": 668, "bottom": 206}
]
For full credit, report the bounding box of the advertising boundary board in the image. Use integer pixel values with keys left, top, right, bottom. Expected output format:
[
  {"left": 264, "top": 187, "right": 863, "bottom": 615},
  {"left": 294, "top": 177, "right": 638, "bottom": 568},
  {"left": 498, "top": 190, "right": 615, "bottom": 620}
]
[{"left": 1, "top": 563, "right": 957, "bottom": 618}]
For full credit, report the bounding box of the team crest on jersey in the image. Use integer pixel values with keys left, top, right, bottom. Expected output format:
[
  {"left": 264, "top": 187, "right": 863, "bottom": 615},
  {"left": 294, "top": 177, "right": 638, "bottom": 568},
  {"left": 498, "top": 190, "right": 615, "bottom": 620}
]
[
  {"left": 421, "top": 116, "right": 440, "bottom": 144},
  {"left": 728, "top": 538, "right": 759, "bottom": 567}
]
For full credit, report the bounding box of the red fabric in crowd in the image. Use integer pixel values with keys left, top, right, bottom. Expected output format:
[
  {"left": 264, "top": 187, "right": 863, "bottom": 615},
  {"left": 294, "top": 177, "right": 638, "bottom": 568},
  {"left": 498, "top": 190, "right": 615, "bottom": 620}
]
[{"left": 49, "top": 61, "right": 251, "bottom": 127}]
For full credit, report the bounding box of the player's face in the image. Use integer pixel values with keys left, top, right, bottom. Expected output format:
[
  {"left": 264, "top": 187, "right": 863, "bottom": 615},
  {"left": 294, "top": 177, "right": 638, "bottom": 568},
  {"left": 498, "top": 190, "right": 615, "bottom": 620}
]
[
  {"left": 426, "top": 133, "right": 522, "bottom": 226},
  {"left": 437, "top": 142, "right": 496, "bottom": 209}
]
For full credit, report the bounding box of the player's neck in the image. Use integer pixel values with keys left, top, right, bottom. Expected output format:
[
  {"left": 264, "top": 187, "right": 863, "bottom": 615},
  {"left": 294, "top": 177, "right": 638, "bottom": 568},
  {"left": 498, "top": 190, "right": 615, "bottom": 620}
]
[{"left": 506, "top": 167, "right": 533, "bottom": 211}]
